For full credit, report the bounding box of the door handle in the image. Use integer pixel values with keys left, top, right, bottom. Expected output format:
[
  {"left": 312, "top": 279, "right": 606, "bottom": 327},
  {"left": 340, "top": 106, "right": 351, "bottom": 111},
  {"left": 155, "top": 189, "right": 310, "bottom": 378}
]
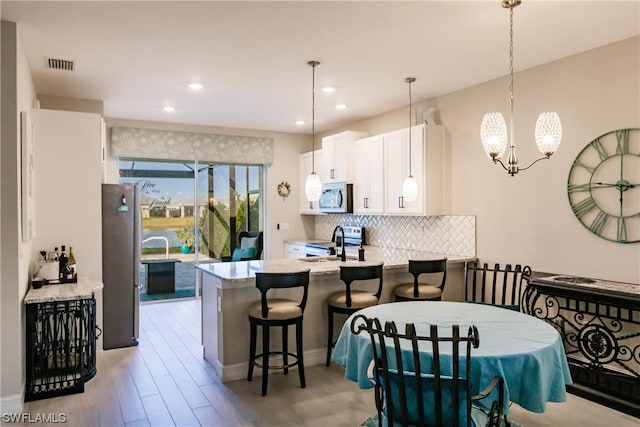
[
  {"left": 399, "top": 196, "right": 404, "bottom": 208},
  {"left": 330, "top": 168, "right": 335, "bottom": 180},
  {"left": 364, "top": 197, "right": 368, "bottom": 209}
]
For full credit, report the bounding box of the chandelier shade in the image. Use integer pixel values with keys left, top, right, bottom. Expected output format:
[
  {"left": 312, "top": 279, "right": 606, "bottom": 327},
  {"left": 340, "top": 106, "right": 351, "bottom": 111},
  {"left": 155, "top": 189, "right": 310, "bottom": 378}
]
[
  {"left": 535, "top": 112, "right": 562, "bottom": 156},
  {"left": 304, "top": 60, "right": 322, "bottom": 202},
  {"left": 480, "top": 112, "right": 508, "bottom": 159}
]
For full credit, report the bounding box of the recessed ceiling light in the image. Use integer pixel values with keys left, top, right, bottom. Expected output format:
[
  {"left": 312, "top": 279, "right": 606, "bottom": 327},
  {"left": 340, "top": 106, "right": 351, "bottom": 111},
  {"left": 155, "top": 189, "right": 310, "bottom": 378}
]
[
  {"left": 187, "top": 82, "right": 203, "bottom": 90},
  {"left": 163, "top": 106, "right": 175, "bottom": 112},
  {"left": 335, "top": 104, "right": 347, "bottom": 110},
  {"left": 322, "top": 86, "right": 335, "bottom": 93},
  {"left": 296, "top": 120, "right": 305, "bottom": 125}
]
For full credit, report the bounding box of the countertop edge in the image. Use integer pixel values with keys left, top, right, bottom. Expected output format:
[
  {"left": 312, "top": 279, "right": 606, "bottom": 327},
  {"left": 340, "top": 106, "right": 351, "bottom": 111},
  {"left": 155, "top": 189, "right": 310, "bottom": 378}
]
[{"left": 24, "top": 277, "right": 104, "bottom": 304}]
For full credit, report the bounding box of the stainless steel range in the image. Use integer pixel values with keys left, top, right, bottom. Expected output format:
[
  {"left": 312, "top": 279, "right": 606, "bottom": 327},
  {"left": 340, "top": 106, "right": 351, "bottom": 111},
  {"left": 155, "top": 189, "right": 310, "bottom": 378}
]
[{"left": 304, "top": 226, "right": 365, "bottom": 257}]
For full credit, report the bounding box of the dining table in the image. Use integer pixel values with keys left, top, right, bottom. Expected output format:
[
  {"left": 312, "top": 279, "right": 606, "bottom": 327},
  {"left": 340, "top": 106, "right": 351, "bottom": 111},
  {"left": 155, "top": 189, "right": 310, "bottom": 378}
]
[{"left": 331, "top": 301, "right": 572, "bottom": 414}]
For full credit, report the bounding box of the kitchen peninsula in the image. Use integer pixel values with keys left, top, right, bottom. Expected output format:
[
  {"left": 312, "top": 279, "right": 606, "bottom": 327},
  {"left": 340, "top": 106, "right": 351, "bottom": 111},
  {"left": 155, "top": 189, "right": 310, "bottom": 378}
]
[{"left": 196, "top": 247, "right": 474, "bottom": 382}]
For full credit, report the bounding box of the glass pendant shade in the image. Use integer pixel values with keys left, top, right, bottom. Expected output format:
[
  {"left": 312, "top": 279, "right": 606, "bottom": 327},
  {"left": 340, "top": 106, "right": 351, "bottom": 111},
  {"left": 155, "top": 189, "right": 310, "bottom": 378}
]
[
  {"left": 402, "top": 175, "right": 418, "bottom": 202},
  {"left": 305, "top": 171, "right": 322, "bottom": 202},
  {"left": 535, "top": 112, "right": 562, "bottom": 156},
  {"left": 480, "top": 112, "right": 508, "bottom": 159}
]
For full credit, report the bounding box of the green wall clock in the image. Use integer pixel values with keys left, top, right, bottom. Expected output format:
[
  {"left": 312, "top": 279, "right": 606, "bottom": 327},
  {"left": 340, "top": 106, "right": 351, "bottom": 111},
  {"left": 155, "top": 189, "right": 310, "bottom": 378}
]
[{"left": 568, "top": 128, "right": 640, "bottom": 243}]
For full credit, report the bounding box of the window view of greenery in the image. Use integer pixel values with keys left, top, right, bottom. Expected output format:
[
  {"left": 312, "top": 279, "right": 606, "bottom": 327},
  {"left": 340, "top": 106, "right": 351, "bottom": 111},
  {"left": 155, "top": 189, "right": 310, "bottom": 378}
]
[{"left": 119, "top": 160, "right": 263, "bottom": 261}]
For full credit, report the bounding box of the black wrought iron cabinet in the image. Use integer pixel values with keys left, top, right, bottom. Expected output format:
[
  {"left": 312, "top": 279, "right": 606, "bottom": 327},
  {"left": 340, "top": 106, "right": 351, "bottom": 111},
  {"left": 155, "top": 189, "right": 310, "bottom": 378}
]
[
  {"left": 24, "top": 279, "right": 102, "bottom": 401},
  {"left": 524, "top": 274, "right": 640, "bottom": 417}
]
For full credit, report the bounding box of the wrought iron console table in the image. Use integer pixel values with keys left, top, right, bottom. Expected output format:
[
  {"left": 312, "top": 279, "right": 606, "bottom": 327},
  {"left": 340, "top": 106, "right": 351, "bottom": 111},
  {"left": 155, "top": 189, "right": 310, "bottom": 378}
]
[{"left": 524, "top": 274, "right": 640, "bottom": 417}]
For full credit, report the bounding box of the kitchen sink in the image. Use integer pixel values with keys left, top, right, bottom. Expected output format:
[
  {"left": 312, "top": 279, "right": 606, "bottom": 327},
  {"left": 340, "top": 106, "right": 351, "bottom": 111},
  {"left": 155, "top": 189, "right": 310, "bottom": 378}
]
[{"left": 298, "top": 255, "right": 357, "bottom": 262}]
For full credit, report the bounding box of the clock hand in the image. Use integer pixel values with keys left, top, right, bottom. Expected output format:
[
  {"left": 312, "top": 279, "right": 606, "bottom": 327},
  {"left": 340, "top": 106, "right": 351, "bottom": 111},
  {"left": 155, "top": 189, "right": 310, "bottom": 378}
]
[{"left": 593, "top": 181, "right": 636, "bottom": 190}]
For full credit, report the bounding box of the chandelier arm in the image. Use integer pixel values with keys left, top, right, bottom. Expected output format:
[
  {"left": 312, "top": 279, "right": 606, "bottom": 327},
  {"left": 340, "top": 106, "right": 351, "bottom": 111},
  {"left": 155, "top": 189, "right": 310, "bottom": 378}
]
[
  {"left": 492, "top": 157, "right": 510, "bottom": 173},
  {"left": 518, "top": 154, "right": 552, "bottom": 172}
]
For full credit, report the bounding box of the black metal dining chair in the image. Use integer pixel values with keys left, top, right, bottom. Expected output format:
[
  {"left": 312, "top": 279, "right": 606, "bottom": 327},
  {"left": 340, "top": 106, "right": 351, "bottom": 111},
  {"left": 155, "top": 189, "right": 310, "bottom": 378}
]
[
  {"left": 393, "top": 258, "right": 448, "bottom": 301},
  {"left": 464, "top": 262, "right": 532, "bottom": 311},
  {"left": 352, "top": 315, "right": 505, "bottom": 427}
]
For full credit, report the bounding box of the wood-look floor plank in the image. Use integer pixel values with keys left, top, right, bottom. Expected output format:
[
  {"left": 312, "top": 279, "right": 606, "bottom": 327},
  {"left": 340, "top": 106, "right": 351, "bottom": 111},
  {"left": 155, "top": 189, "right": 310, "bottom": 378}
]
[
  {"left": 191, "top": 405, "right": 228, "bottom": 426},
  {"left": 112, "top": 367, "right": 147, "bottom": 423},
  {"left": 140, "top": 393, "right": 175, "bottom": 427},
  {"left": 163, "top": 358, "right": 211, "bottom": 409},
  {"left": 152, "top": 374, "right": 201, "bottom": 426}
]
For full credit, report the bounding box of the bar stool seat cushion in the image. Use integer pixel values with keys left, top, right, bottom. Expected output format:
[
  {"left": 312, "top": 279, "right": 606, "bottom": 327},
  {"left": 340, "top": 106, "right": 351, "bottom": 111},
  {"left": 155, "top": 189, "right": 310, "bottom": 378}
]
[
  {"left": 247, "top": 298, "right": 302, "bottom": 320},
  {"left": 327, "top": 291, "right": 379, "bottom": 309},
  {"left": 394, "top": 282, "right": 442, "bottom": 300}
]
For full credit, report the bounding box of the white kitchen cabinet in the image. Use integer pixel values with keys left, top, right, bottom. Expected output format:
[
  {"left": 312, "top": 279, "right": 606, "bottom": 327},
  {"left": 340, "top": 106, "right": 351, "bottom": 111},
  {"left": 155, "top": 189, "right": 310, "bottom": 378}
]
[
  {"left": 351, "top": 135, "right": 385, "bottom": 214},
  {"left": 298, "top": 149, "right": 324, "bottom": 214},
  {"left": 321, "top": 131, "right": 368, "bottom": 183},
  {"left": 284, "top": 242, "right": 306, "bottom": 258},
  {"left": 383, "top": 124, "right": 444, "bottom": 215}
]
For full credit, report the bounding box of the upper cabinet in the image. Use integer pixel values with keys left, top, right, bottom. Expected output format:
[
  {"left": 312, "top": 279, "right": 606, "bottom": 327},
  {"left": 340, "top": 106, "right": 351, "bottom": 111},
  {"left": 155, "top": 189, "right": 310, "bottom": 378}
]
[
  {"left": 351, "top": 135, "right": 384, "bottom": 214},
  {"left": 383, "top": 124, "right": 444, "bottom": 216},
  {"left": 298, "top": 149, "right": 324, "bottom": 214},
  {"left": 321, "top": 131, "right": 368, "bottom": 183}
]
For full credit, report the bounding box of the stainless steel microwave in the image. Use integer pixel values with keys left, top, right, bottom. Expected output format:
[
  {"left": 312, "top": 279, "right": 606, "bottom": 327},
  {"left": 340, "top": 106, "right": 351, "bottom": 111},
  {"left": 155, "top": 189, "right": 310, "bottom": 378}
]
[{"left": 319, "top": 182, "right": 353, "bottom": 213}]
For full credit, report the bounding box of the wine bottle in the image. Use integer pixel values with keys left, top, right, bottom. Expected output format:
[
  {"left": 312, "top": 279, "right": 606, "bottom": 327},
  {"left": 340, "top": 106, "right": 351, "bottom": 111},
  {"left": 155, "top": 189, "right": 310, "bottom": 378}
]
[
  {"left": 67, "top": 246, "right": 77, "bottom": 279},
  {"left": 59, "top": 245, "right": 68, "bottom": 281}
]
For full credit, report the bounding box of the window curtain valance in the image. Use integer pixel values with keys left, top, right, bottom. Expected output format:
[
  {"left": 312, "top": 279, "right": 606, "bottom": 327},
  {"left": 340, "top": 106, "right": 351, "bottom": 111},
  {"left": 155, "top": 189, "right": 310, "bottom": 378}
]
[{"left": 110, "top": 127, "right": 274, "bottom": 164}]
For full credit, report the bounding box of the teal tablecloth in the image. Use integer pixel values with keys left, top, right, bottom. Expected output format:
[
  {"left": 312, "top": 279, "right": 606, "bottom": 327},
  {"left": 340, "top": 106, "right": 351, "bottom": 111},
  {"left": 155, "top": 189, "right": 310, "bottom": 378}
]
[{"left": 331, "top": 301, "right": 572, "bottom": 414}]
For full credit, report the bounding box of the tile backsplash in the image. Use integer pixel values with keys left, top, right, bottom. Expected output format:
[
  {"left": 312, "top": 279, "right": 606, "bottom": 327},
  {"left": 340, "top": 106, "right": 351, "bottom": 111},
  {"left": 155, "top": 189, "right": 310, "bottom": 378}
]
[{"left": 315, "top": 215, "right": 476, "bottom": 257}]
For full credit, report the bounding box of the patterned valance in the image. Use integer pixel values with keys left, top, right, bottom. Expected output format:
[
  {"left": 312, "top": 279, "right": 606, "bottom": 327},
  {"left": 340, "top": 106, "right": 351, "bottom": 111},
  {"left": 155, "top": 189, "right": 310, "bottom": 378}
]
[{"left": 110, "top": 127, "right": 274, "bottom": 164}]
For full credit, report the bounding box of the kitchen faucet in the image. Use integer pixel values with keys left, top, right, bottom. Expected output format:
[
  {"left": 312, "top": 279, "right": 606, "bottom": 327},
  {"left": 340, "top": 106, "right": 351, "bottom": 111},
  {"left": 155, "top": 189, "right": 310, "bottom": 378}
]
[{"left": 331, "top": 225, "right": 346, "bottom": 262}]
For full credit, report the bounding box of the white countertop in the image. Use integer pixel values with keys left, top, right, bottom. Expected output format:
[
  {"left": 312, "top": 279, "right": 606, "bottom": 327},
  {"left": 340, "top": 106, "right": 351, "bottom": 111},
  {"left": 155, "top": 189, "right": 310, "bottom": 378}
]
[
  {"left": 196, "top": 246, "right": 474, "bottom": 281},
  {"left": 24, "top": 277, "right": 103, "bottom": 304}
]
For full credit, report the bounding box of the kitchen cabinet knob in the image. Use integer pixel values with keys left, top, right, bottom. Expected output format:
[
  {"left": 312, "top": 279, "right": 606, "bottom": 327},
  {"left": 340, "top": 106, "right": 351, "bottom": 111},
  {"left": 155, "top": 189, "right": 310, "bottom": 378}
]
[
  {"left": 399, "top": 196, "right": 404, "bottom": 208},
  {"left": 330, "top": 169, "right": 335, "bottom": 179},
  {"left": 364, "top": 197, "right": 368, "bottom": 209}
]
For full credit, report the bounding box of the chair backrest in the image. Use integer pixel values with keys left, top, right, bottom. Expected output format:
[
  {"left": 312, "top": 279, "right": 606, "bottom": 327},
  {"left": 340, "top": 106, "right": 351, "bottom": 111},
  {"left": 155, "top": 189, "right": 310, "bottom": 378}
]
[
  {"left": 351, "top": 315, "right": 479, "bottom": 427},
  {"left": 339, "top": 263, "right": 384, "bottom": 308},
  {"left": 464, "top": 262, "right": 532, "bottom": 311},
  {"left": 409, "top": 259, "right": 447, "bottom": 297},
  {"left": 254, "top": 270, "right": 310, "bottom": 319},
  {"left": 238, "top": 231, "right": 263, "bottom": 260}
]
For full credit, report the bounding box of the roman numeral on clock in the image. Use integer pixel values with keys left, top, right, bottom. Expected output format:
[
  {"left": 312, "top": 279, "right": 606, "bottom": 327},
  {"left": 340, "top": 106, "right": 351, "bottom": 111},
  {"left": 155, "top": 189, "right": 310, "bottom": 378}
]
[
  {"left": 591, "top": 137, "right": 609, "bottom": 161},
  {"left": 589, "top": 211, "right": 609, "bottom": 235},
  {"left": 617, "top": 217, "right": 627, "bottom": 242},
  {"left": 567, "top": 183, "right": 590, "bottom": 193},
  {"left": 573, "top": 159, "right": 595, "bottom": 174},
  {"left": 616, "top": 129, "right": 630, "bottom": 154},
  {"left": 572, "top": 197, "right": 596, "bottom": 218}
]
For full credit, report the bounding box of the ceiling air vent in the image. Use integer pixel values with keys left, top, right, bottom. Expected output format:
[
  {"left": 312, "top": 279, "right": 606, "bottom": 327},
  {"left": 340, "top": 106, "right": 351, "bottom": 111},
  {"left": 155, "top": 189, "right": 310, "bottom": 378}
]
[{"left": 46, "top": 58, "right": 74, "bottom": 71}]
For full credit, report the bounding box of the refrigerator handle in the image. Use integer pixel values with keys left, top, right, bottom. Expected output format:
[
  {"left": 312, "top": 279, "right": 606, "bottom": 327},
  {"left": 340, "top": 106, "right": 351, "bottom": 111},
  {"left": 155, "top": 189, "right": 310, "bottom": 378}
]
[{"left": 133, "top": 284, "right": 140, "bottom": 340}]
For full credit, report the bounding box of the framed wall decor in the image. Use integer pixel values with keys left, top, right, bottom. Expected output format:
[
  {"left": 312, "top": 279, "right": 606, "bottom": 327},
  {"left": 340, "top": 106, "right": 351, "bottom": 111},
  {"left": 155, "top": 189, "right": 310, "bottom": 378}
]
[{"left": 21, "top": 110, "right": 35, "bottom": 241}]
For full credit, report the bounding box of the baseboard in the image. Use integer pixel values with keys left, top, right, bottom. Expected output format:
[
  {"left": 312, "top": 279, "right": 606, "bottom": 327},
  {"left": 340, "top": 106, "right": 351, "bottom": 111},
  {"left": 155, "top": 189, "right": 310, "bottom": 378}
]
[
  {"left": 219, "top": 347, "right": 327, "bottom": 382},
  {"left": 0, "top": 392, "right": 24, "bottom": 414}
]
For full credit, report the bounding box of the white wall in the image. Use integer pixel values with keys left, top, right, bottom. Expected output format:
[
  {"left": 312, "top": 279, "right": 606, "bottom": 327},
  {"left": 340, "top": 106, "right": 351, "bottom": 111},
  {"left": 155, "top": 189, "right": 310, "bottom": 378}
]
[
  {"left": 0, "top": 20, "right": 37, "bottom": 413},
  {"left": 104, "top": 118, "right": 312, "bottom": 259},
  {"left": 439, "top": 36, "right": 639, "bottom": 283},
  {"left": 320, "top": 37, "right": 639, "bottom": 283},
  {"left": 31, "top": 109, "right": 104, "bottom": 282}
]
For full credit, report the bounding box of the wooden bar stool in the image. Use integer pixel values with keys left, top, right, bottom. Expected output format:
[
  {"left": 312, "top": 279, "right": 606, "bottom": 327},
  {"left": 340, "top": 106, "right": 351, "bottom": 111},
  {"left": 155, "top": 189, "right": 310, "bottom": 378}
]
[
  {"left": 326, "top": 262, "right": 384, "bottom": 366},
  {"left": 247, "top": 270, "right": 310, "bottom": 396},
  {"left": 393, "top": 258, "right": 448, "bottom": 301}
]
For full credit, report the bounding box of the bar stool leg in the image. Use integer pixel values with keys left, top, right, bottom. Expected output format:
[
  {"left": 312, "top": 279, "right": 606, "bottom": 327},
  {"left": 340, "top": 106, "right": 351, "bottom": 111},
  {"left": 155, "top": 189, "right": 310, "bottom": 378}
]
[
  {"left": 296, "top": 319, "right": 305, "bottom": 388},
  {"left": 282, "top": 325, "right": 289, "bottom": 375},
  {"left": 326, "top": 307, "right": 334, "bottom": 366},
  {"left": 248, "top": 320, "right": 257, "bottom": 381},
  {"left": 261, "top": 324, "right": 270, "bottom": 396}
]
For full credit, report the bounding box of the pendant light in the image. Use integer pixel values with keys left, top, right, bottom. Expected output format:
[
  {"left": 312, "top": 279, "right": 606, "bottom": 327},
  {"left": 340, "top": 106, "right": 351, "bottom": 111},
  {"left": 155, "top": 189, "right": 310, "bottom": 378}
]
[
  {"left": 480, "top": 0, "right": 562, "bottom": 176},
  {"left": 304, "top": 60, "right": 322, "bottom": 202},
  {"left": 402, "top": 77, "right": 418, "bottom": 202}
]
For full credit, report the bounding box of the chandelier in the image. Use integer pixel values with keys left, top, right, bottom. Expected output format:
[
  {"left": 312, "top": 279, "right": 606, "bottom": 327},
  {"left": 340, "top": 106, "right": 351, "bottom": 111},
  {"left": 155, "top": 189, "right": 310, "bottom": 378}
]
[
  {"left": 304, "top": 60, "right": 322, "bottom": 202},
  {"left": 480, "top": 0, "right": 562, "bottom": 176}
]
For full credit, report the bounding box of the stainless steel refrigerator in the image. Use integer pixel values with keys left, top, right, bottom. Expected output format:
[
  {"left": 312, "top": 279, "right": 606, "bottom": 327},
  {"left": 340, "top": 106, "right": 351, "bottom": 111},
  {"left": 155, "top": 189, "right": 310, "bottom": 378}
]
[{"left": 102, "top": 183, "right": 141, "bottom": 349}]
